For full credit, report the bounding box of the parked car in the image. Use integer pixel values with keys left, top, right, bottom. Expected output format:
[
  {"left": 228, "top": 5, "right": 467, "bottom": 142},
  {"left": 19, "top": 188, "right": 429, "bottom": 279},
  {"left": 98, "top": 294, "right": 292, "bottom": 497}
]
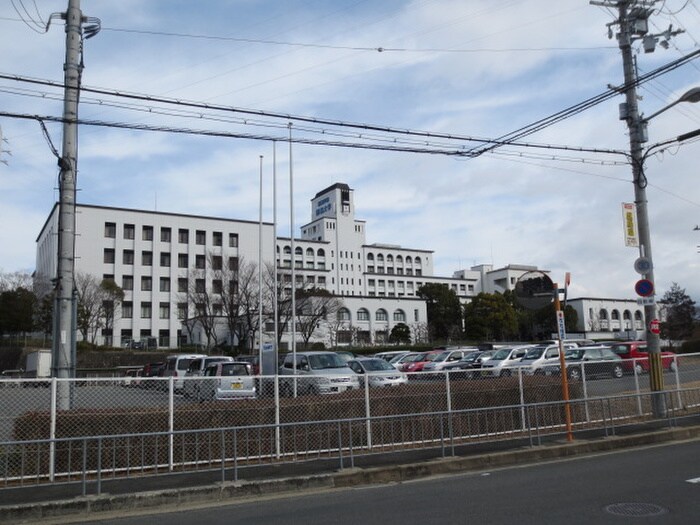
[
  {"left": 442, "top": 350, "right": 491, "bottom": 379},
  {"left": 400, "top": 350, "right": 444, "bottom": 373},
  {"left": 389, "top": 352, "right": 420, "bottom": 370},
  {"left": 479, "top": 346, "right": 532, "bottom": 378},
  {"left": 608, "top": 341, "right": 677, "bottom": 374},
  {"left": 334, "top": 351, "right": 356, "bottom": 363},
  {"left": 140, "top": 362, "right": 165, "bottom": 389},
  {"left": 422, "top": 348, "right": 479, "bottom": 373},
  {"left": 373, "top": 350, "right": 411, "bottom": 362},
  {"left": 278, "top": 351, "right": 360, "bottom": 395},
  {"left": 236, "top": 355, "right": 260, "bottom": 375},
  {"left": 162, "top": 354, "right": 207, "bottom": 391},
  {"left": 182, "top": 356, "right": 234, "bottom": 398},
  {"left": 547, "top": 347, "right": 625, "bottom": 380},
  {"left": 518, "top": 343, "right": 578, "bottom": 375},
  {"left": 195, "top": 361, "right": 257, "bottom": 401},
  {"left": 347, "top": 358, "right": 408, "bottom": 387}
]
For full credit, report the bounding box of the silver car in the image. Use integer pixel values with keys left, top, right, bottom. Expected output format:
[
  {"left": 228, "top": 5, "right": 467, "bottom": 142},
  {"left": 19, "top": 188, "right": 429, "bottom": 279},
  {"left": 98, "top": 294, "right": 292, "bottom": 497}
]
[
  {"left": 348, "top": 358, "right": 408, "bottom": 387},
  {"left": 196, "top": 361, "right": 256, "bottom": 401}
]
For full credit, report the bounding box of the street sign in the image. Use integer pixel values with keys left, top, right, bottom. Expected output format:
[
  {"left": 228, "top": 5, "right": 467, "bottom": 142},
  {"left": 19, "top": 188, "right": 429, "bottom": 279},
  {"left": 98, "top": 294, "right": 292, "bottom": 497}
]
[
  {"left": 649, "top": 318, "right": 661, "bottom": 335},
  {"left": 622, "top": 203, "right": 639, "bottom": 247},
  {"left": 633, "top": 257, "right": 653, "bottom": 275},
  {"left": 556, "top": 310, "right": 566, "bottom": 341},
  {"left": 635, "top": 279, "right": 654, "bottom": 297},
  {"left": 636, "top": 297, "right": 655, "bottom": 306}
]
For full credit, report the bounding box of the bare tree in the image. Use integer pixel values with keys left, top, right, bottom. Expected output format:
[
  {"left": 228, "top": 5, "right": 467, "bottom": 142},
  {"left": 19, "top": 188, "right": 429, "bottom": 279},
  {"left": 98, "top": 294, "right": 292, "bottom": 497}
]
[
  {"left": 74, "top": 272, "right": 124, "bottom": 345},
  {"left": 295, "top": 288, "right": 343, "bottom": 348},
  {"left": 0, "top": 270, "right": 33, "bottom": 292},
  {"left": 180, "top": 269, "right": 220, "bottom": 349}
]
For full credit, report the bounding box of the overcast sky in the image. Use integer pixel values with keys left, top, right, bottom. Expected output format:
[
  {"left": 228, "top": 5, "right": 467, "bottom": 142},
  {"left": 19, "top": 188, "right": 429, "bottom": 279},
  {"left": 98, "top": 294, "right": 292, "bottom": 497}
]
[{"left": 1, "top": 0, "right": 699, "bottom": 302}]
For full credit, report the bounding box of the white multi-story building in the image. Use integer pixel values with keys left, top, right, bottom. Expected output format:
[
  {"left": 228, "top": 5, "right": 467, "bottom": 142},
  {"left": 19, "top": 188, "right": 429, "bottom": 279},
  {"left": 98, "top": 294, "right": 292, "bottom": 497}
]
[{"left": 35, "top": 182, "right": 566, "bottom": 349}]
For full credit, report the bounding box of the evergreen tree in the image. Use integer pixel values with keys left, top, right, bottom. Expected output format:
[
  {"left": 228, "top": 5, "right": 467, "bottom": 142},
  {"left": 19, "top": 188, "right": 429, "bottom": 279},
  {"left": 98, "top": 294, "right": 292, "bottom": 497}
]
[{"left": 659, "top": 283, "right": 696, "bottom": 348}]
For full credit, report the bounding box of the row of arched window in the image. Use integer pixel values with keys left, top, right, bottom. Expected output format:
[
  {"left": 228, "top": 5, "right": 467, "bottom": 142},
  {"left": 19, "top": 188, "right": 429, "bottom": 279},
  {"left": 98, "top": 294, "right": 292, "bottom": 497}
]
[
  {"left": 596, "top": 309, "right": 643, "bottom": 321},
  {"left": 337, "top": 307, "right": 406, "bottom": 323},
  {"left": 366, "top": 253, "right": 422, "bottom": 267},
  {"left": 278, "top": 246, "right": 326, "bottom": 258}
]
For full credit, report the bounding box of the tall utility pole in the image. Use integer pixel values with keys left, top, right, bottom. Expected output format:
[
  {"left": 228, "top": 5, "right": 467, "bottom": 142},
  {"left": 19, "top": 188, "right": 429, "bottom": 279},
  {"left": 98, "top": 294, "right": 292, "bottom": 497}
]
[
  {"left": 53, "top": 0, "right": 83, "bottom": 409},
  {"left": 593, "top": 0, "right": 671, "bottom": 416}
]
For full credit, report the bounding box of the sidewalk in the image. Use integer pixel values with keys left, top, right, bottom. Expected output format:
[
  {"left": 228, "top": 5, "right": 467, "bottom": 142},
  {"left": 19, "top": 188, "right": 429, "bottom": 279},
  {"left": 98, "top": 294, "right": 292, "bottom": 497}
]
[{"left": 2, "top": 421, "right": 700, "bottom": 524}]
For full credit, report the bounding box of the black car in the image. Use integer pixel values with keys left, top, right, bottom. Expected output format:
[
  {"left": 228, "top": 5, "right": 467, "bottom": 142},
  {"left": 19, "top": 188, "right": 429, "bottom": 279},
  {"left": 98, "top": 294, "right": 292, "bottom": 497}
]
[
  {"left": 443, "top": 350, "right": 489, "bottom": 379},
  {"left": 547, "top": 347, "right": 624, "bottom": 380}
]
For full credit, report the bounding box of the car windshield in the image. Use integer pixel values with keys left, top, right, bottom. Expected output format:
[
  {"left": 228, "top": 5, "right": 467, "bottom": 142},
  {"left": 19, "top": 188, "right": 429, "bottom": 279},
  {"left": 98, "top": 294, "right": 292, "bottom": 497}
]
[
  {"left": 220, "top": 363, "right": 249, "bottom": 376},
  {"left": 362, "top": 359, "right": 395, "bottom": 372},
  {"left": 565, "top": 350, "right": 584, "bottom": 360},
  {"left": 406, "top": 353, "right": 428, "bottom": 363},
  {"left": 426, "top": 352, "right": 448, "bottom": 362},
  {"left": 177, "top": 359, "right": 194, "bottom": 370},
  {"left": 308, "top": 354, "right": 347, "bottom": 369},
  {"left": 460, "top": 353, "right": 481, "bottom": 363},
  {"left": 523, "top": 347, "right": 545, "bottom": 360},
  {"left": 390, "top": 353, "right": 415, "bottom": 364},
  {"left": 491, "top": 348, "right": 512, "bottom": 361}
]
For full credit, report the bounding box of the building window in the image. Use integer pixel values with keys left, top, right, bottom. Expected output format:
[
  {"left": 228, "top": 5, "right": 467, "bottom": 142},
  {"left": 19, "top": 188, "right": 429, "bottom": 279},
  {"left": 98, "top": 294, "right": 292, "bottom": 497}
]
[
  {"left": 229, "top": 233, "right": 238, "bottom": 247},
  {"left": 160, "top": 252, "right": 171, "bottom": 267},
  {"left": 212, "top": 255, "right": 222, "bottom": 270},
  {"left": 195, "top": 230, "right": 206, "bottom": 245},
  {"left": 178, "top": 278, "right": 188, "bottom": 293},
  {"left": 123, "top": 250, "right": 134, "bottom": 265},
  {"left": 103, "top": 248, "right": 115, "bottom": 264},
  {"left": 393, "top": 309, "right": 406, "bottom": 322},
  {"left": 122, "top": 301, "right": 133, "bottom": 319},
  {"left": 195, "top": 254, "right": 205, "bottom": 269},
  {"left": 160, "top": 227, "right": 172, "bottom": 243},
  {"left": 140, "top": 302, "right": 152, "bottom": 318},
  {"left": 142, "top": 251, "right": 153, "bottom": 266},
  {"left": 337, "top": 308, "right": 351, "bottom": 321},
  {"left": 414, "top": 309, "right": 419, "bottom": 322},
  {"left": 178, "top": 228, "right": 188, "bottom": 243},
  {"left": 212, "top": 279, "right": 222, "bottom": 294},
  {"left": 142, "top": 225, "right": 153, "bottom": 241},
  {"left": 228, "top": 257, "right": 238, "bottom": 271},
  {"left": 159, "top": 302, "right": 170, "bottom": 319},
  {"left": 213, "top": 231, "right": 222, "bottom": 246},
  {"left": 104, "top": 222, "right": 116, "bottom": 238},
  {"left": 141, "top": 276, "right": 152, "bottom": 291},
  {"left": 122, "top": 275, "right": 133, "bottom": 291},
  {"left": 123, "top": 224, "right": 135, "bottom": 240},
  {"left": 376, "top": 309, "right": 388, "bottom": 322},
  {"left": 159, "top": 277, "right": 170, "bottom": 292},
  {"left": 177, "top": 303, "right": 187, "bottom": 320},
  {"left": 195, "top": 279, "right": 205, "bottom": 293},
  {"left": 213, "top": 303, "right": 223, "bottom": 316},
  {"left": 178, "top": 253, "right": 188, "bottom": 268},
  {"left": 357, "top": 309, "right": 369, "bottom": 321}
]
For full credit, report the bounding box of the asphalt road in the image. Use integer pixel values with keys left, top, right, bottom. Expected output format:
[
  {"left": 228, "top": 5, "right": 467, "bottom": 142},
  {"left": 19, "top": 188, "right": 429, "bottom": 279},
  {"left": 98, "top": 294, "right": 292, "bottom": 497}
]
[{"left": 70, "top": 439, "right": 700, "bottom": 525}]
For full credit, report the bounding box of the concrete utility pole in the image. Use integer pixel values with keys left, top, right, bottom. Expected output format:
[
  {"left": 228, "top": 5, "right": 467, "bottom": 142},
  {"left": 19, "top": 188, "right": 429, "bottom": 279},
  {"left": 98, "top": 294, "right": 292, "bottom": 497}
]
[
  {"left": 53, "top": 0, "right": 83, "bottom": 409},
  {"left": 594, "top": 0, "right": 670, "bottom": 416}
]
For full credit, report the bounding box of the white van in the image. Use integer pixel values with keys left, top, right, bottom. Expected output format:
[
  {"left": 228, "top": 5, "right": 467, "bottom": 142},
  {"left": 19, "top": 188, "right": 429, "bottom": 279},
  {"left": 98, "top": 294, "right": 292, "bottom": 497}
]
[
  {"left": 182, "top": 355, "right": 234, "bottom": 398},
  {"left": 162, "top": 353, "right": 206, "bottom": 390}
]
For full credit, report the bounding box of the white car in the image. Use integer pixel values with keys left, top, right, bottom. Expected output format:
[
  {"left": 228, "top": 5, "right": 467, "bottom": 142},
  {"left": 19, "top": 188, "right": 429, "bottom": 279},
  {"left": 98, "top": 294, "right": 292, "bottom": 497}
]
[
  {"left": 479, "top": 346, "right": 532, "bottom": 378},
  {"left": 347, "top": 358, "right": 408, "bottom": 387},
  {"left": 422, "top": 348, "right": 478, "bottom": 373},
  {"left": 518, "top": 343, "right": 578, "bottom": 375},
  {"left": 196, "top": 361, "right": 257, "bottom": 401},
  {"left": 182, "top": 355, "right": 234, "bottom": 398}
]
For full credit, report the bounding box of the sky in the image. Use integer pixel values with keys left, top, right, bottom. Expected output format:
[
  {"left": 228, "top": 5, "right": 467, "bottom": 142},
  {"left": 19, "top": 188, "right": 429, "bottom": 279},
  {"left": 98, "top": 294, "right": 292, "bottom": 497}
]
[{"left": 1, "top": 0, "right": 700, "bottom": 303}]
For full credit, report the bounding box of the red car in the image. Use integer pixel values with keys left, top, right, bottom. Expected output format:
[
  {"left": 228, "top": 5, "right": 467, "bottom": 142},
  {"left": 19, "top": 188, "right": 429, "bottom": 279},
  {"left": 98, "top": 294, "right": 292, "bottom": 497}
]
[
  {"left": 609, "top": 341, "right": 677, "bottom": 374},
  {"left": 400, "top": 350, "right": 443, "bottom": 374}
]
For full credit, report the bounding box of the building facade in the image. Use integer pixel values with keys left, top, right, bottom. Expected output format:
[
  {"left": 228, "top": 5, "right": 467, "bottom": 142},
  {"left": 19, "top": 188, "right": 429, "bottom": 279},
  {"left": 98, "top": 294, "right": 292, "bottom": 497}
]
[{"left": 35, "top": 182, "right": 571, "bottom": 349}]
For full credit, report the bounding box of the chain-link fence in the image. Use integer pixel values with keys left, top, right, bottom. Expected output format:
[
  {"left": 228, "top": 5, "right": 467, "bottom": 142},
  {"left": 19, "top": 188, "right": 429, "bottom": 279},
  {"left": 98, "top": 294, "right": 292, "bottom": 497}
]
[{"left": 1, "top": 353, "right": 699, "bottom": 490}]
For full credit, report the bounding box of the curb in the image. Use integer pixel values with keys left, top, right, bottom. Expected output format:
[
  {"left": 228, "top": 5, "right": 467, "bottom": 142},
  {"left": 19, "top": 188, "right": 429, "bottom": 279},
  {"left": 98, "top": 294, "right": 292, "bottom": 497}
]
[{"left": 3, "top": 425, "right": 700, "bottom": 523}]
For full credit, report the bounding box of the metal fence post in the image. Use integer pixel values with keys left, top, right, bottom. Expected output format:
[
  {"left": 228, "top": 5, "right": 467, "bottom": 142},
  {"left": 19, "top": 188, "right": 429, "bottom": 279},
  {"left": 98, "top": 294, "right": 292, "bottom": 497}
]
[
  {"left": 168, "top": 376, "right": 174, "bottom": 472},
  {"left": 518, "top": 368, "right": 526, "bottom": 431},
  {"left": 633, "top": 360, "right": 642, "bottom": 416},
  {"left": 275, "top": 375, "right": 281, "bottom": 459},
  {"left": 673, "top": 355, "right": 682, "bottom": 410},
  {"left": 581, "top": 364, "right": 590, "bottom": 423},
  {"left": 364, "top": 375, "right": 372, "bottom": 450},
  {"left": 49, "top": 377, "right": 57, "bottom": 482}
]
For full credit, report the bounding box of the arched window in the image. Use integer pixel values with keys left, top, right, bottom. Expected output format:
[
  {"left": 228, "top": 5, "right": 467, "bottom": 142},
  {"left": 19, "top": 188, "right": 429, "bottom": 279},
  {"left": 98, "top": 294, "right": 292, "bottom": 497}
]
[
  {"left": 396, "top": 255, "right": 403, "bottom": 265},
  {"left": 317, "top": 248, "right": 325, "bottom": 257},
  {"left": 306, "top": 248, "right": 314, "bottom": 257},
  {"left": 414, "top": 257, "right": 422, "bottom": 267},
  {"left": 337, "top": 308, "right": 351, "bottom": 321},
  {"left": 387, "top": 255, "right": 394, "bottom": 264},
  {"left": 393, "top": 309, "right": 406, "bottom": 322},
  {"left": 377, "top": 254, "right": 384, "bottom": 263},
  {"left": 405, "top": 256, "right": 413, "bottom": 266},
  {"left": 611, "top": 310, "right": 620, "bottom": 320},
  {"left": 357, "top": 308, "right": 369, "bottom": 321},
  {"left": 623, "top": 310, "right": 632, "bottom": 320},
  {"left": 283, "top": 246, "right": 291, "bottom": 255},
  {"left": 367, "top": 253, "right": 374, "bottom": 261},
  {"left": 599, "top": 309, "right": 608, "bottom": 320},
  {"left": 634, "top": 311, "right": 643, "bottom": 321},
  {"left": 295, "top": 247, "right": 303, "bottom": 255},
  {"left": 375, "top": 309, "right": 388, "bottom": 322}
]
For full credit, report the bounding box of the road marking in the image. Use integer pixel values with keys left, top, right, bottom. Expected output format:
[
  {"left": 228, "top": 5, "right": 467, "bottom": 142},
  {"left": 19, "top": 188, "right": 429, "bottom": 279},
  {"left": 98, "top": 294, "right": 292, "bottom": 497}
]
[{"left": 685, "top": 477, "right": 700, "bottom": 484}]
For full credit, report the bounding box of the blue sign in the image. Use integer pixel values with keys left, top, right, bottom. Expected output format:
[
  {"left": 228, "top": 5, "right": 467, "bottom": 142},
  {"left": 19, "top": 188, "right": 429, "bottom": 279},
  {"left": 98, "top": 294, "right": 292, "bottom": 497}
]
[{"left": 635, "top": 279, "right": 654, "bottom": 297}]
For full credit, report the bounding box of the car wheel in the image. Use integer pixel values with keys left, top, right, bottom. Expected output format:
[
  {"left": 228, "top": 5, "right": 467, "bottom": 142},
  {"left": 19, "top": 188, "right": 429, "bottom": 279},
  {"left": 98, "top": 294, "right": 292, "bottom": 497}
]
[
  {"left": 612, "top": 364, "right": 624, "bottom": 379},
  {"left": 568, "top": 367, "right": 581, "bottom": 381}
]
